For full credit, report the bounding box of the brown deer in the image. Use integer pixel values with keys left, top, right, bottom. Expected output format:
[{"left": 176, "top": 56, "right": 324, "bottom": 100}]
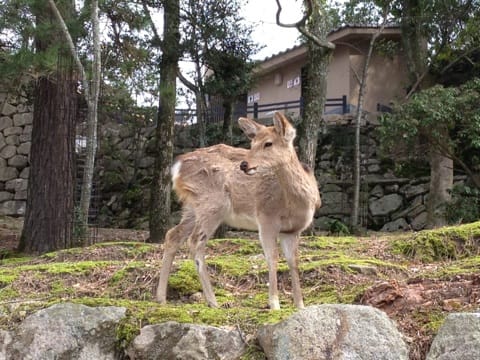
[{"left": 156, "top": 112, "right": 321, "bottom": 309}]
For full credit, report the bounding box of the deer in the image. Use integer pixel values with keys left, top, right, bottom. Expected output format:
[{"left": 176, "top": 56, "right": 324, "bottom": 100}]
[{"left": 156, "top": 112, "right": 321, "bottom": 310}]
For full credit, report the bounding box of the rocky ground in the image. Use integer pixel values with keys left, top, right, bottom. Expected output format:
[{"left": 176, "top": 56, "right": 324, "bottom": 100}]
[{"left": 0, "top": 216, "right": 479, "bottom": 359}]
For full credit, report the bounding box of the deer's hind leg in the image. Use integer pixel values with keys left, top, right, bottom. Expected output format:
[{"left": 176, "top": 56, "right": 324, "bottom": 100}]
[
  {"left": 156, "top": 208, "right": 195, "bottom": 303},
  {"left": 188, "top": 203, "right": 226, "bottom": 308}
]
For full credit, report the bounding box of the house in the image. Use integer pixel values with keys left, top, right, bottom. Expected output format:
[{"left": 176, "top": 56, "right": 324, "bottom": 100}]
[{"left": 247, "top": 25, "right": 409, "bottom": 122}]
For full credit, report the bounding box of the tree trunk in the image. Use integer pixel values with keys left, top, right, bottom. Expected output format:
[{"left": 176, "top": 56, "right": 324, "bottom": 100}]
[
  {"left": 19, "top": 1, "right": 77, "bottom": 254},
  {"left": 149, "top": 0, "right": 180, "bottom": 243},
  {"left": 297, "top": 1, "right": 332, "bottom": 169},
  {"left": 78, "top": 0, "right": 101, "bottom": 242},
  {"left": 351, "top": 20, "right": 385, "bottom": 229},
  {"left": 196, "top": 91, "right": 207, "bottom": 147},
  {"left": 19, "top": 76, "right": 77, "bottom": 253},
  {"left": 48, "top": 0, "right": 101, "bottom": 244},
  {"left": 222, "top": 99, "right": 233, "bottom": 145},
  {"left": 426, "top": 151, "right": 453, "bottom": 228}
]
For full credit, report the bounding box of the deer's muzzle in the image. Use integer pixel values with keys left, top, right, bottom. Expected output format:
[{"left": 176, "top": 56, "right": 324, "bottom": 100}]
[{"left": 240, "top": 160, "right": 257, "bottom": 175}]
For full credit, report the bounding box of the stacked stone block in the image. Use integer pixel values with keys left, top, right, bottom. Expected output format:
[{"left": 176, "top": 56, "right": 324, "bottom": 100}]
[{"left": 0, "top": 93, "right": 32, "bottom": 216}]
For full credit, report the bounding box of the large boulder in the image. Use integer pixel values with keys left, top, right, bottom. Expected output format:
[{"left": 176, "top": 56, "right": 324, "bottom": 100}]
[
  {"left": 6, "top": 303, "right": 126, "bottom": 360},
  {"left": 426, "top": 313, "right": 480, "bottom": 360},
  {"left": 127, "top": 321, "right": 246, "bottom": 360},
  {"left": 258, "top": 304, "right": 408, "bottom": 360},
  {"left": 369, "top": 194, "right": 403, "bottom": 216}
]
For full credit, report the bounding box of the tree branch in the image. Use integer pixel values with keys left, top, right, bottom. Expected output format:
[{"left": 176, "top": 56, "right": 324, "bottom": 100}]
[
  {"left": 177, "top": 67, "right": 197, "bottom": 93},
  {"left": 47, "top": 0, "right": 90, "bottom": 99},
  {"left": 141, "top": 0, "right": 163, "bottom": 47},
  {"left": 275, "top": 0, "right": 335, "bottom": 50}
]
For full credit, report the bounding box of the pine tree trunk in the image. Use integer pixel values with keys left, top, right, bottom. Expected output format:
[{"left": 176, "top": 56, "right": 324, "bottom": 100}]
[
  {"left": 149, "top": 0, "right": 180, "bottom": 243},
  {"left": 19, "top": 73, "right": 76, "bottom": 253},
  {"left": 19, "top": 1, "right": 77, "bottom": 254}
]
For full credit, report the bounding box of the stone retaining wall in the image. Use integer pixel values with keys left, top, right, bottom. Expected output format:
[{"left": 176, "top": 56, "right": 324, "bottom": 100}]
[
  {"left": 0, "top": 91, "right": 460, "bottom": 231},
  {"left": 0, "top": 92, "right": 32, "bottom": 217}
]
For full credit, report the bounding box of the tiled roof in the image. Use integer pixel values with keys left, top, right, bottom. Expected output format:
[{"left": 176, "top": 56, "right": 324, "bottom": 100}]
[{"left": 259, "top": 24, "right": 400, "bottom": 63}]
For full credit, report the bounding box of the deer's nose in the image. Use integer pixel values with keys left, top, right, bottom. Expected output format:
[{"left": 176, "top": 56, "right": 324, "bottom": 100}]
[{"left": 240, "top": 161, "right": 248, "bottom": 172}]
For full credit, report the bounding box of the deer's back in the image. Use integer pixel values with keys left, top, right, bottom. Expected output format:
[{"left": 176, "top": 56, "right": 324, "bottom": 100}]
[{"left": 172, "top": 144, "right": 252, "bottom": 203}]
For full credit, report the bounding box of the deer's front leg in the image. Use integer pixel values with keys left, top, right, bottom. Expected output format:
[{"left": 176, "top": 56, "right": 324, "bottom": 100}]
[
  {"left": 279, "top": 232, "right": 304, "bottom": 309},
  {"left": 259, "top": 222, "right": 280, "bottom": 310}
]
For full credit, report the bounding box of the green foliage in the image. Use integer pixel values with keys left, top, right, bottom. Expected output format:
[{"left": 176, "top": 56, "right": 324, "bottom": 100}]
[
  {"left": 379, "top": 79, "right": 480, "bottom": 173},
  {"left": 446, "top": 184, "right": 480, "bottom": 224},
  {"left": 328, "top": 219, "right": 351, "bottom": 236},
  {"left": 122, "top": 186, "right": 143, "bottom": 207}
]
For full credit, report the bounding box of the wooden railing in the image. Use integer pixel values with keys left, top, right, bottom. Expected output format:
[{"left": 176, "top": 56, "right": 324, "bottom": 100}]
[
  {"left": 246, "top": 95, "right": 348, "bottom": 119},
  {"left": 173, "top": 95, "right": 349, "bottom": 125}
]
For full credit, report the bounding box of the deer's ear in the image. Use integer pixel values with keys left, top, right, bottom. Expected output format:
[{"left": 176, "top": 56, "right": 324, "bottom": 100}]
[
  {"left": 273, "top": 112, "right": 296, "bottom": 142},
  {"left": 238, "top": 117, "right": 263, "bottom": 139}
]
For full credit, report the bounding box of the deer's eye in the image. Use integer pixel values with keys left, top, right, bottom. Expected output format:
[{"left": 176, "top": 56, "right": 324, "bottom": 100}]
[{"left": 264, "top": 142, "right": 273, "bottom": 148}]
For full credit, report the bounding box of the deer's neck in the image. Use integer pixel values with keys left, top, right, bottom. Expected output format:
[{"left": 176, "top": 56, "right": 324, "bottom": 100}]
[{"left": 274, "top": 155, "right": 317, "bottom": 205}]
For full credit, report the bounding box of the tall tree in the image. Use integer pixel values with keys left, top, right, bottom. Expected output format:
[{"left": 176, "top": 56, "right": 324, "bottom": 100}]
[
  {"left": 204, "top": 39, "right": 258, "bottom": 144},
  {"left": 148, "top": 0, "right": 181, "bottom": 243},
  {"left": 48, "top": 0, "right": 102, "bottom": 242},
  {"left": 388, "top": 0, "right": 480, "bottom": 227},
  {"left": 177, "top": 0, "right": 258, "bottom": 147},
  {"left": 18, "top": 0, "right": 77, "bottom": 253},
  {"left": 276, "top": 0, "right": 335, "bottom": 169},
  {"left": 341, "top": 0, "right": 390, "bottom": 229}
]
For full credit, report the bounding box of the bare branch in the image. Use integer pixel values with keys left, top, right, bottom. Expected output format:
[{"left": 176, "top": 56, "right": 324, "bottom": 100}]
[
  {"left": 440, "top": 46, "right": 480, "bottom": 74},
  {"left": 275, "top": 0, "right": 335, "bottom": 50}
]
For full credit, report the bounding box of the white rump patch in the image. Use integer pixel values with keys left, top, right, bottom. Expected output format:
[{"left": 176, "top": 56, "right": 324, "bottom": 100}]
[{"left": 171, "top": 161, "right": 182, "bottom": 183}]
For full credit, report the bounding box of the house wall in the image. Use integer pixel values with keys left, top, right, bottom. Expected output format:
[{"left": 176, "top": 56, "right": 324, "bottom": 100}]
[
  {"left": 325, "top": 45, "right": 350, "bottom": 109},
  {"left": 248, "top": 35, "right": 409, "bottom": 122},
  {"left": 248, "top": 60, "right": 305, "bottom": 118},
  {"left": 349, "top": 45, "right": 409, "bottom": 119}
]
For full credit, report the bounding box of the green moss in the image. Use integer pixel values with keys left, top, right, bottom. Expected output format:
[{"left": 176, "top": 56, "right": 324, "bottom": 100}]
[
  {"left": 421, "top": 256, "right": 480, "bottom": 278},
  {"left": 411, "top": 309, "right": 446, "bottom": 333},
  {"left": 208, "top": 255, "right": 265, "bottom": 278},
  {"left": 110, "top": 262, "right": 145, "bottom": 284},
  {"left": 94, "top": 242, "right": 156, "bottom": 254},
  {"left": 0, "top": 286, "right": 19, "bottom": 300},
  {"left": 168, "top": 261, "right": 202, "bottom": 296},
  {"left": 300, "top": 252, "right": 404, "bottom": 273},
  {"left": 303, "top": 236, "right": 358, "bottom": 250},
  {"left": 50, "top": 281, "right": 75, "bottom": 297},
  {"left": 34, "top": 261, "right": 118, "bottom": 275},
  {"left": 392, "top": 221, "right": 480, "bottom": 262},
  {"left": 0, "top": 273, "right": 17, "bottom": 286},
  {"left": 0, "top": 255, "right": 33, "bottom": 266},
  {"left": 209, "top": 238, "right": 262, "bottom": 255},
  {"left": 68, "top": 296, "right": 295, "bottom": 352},
  {"left": 0, "top": 260, "right": 122, "bottom": 291}
]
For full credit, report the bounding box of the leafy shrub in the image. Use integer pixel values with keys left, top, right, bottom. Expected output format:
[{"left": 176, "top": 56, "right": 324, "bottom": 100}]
[{"left": 446, "top": 184, "right": 480, "bottom": 224}]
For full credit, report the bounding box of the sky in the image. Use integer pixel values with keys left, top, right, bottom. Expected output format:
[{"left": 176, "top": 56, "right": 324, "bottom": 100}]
[{"left": 241, "top": 0, "right": 305, "bottom": 60}]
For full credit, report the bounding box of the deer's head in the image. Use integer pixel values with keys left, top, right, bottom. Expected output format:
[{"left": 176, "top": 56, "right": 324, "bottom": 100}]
[{"left": 238, "top": 112, "right": 297, "bottom": 175}]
